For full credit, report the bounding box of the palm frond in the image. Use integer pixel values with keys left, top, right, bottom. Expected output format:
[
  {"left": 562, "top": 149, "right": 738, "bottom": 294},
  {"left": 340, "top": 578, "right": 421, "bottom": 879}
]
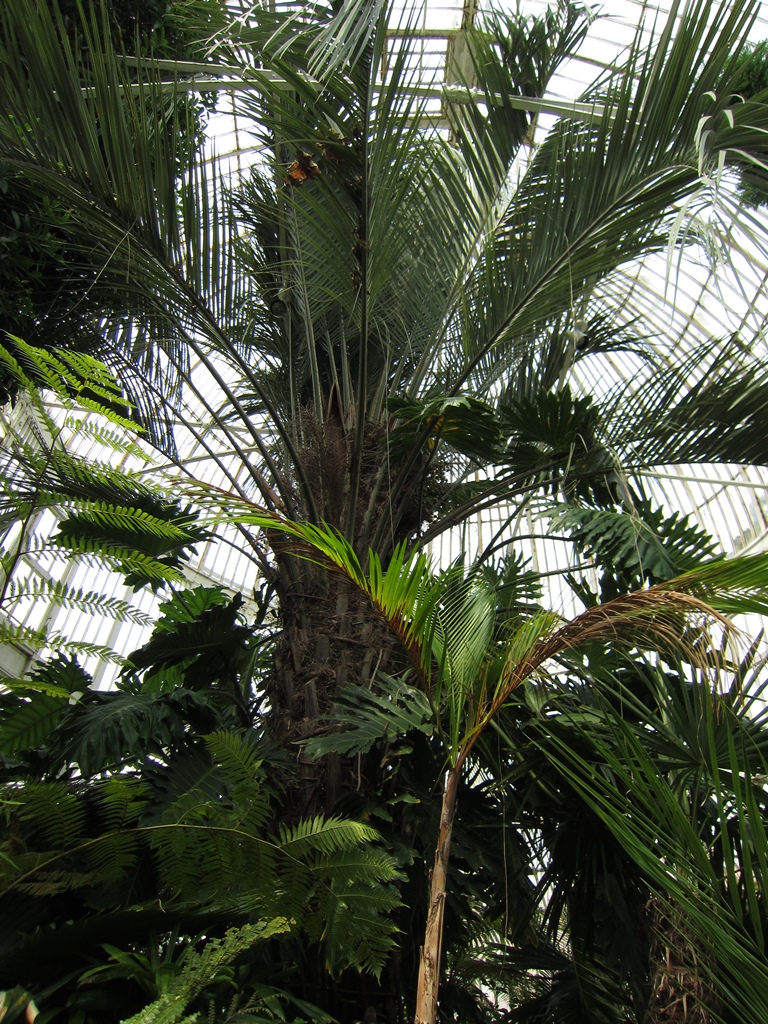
[{"left": 534, "top": 698, "right": 768, "bottom": 1024}]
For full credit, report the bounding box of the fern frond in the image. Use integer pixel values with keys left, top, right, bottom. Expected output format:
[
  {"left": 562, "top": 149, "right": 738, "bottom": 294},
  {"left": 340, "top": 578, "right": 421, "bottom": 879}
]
[
  {"left": 317, "top": 847, "right": 404, "bottom": 885},
  {"left": 83, "top": 830, "right": 142, "bottom": 886},
  {"left": 48, "top": 635, "right": 127, "bottom": 663},
  {"left": 97, "top": 777, "right": 149, "bottom": 828},
  {"left": 204, "top": 730, "right": 263, "bottom": 782},
  {"left": 1, "top": 335, "right": 137, "bottom": 430},
  {"left": 0, "top": 677, "right": 71, "bottom": 699},
  {"left": 204, "top": 731, "right": 270, "bottom": 831},
  {"left": 307, "top": 866, "right": 402, "bottom": 978},
  {"left": 0, "top": 619, "right": 50, "bottom": 649},
  {"left": 12, "top": 867, "right": 98, "bottom": 896},
  {"left": 64, "top": 416, "right": 151, "bottom": 461},
  {"left": 0, "top": 691, "right": 66, "bottom": 754},
  {"left": 46, "top": 536, "right": 187, "bottom": 583},
  {"left": 141, "top": 748, "right": 224, "bottom": 819},
  {"left": 1, "top": 533, "right": 56, "bottom": 560},
  {"left": 55, "top": 502, "right": 202, "bottom": 541},
  {"left": 2, "top": 577, "right": 155, "bottom": 628},
  {"left": 0, "top": 344, "right": 56, "bottom": 427},
  {"left": 15, "top": 781, "right": 88, "bottom": 851},
  {"left": 42, "top": 451, "right": 159, "bottom": 500},
  {"left": 278, "top": 816, "right": 380, "bottom": 859},
  {"left": 122, "top": 920, "right": 292, "bottom": 1024}
]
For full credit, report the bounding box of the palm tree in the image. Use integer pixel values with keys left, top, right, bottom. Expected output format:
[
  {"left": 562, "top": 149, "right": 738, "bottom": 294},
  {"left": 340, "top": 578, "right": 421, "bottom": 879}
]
[
  {"left": 4, "top": 0, "right": 768, "bottom": 1019},
  {"left": 232, "top": 510, "right": 768, "bottom": 1024},
  {"left": 4, "top": 0, "right": 768, "bottom": 758},
  {"left": 5, "top": 405, "right": 768, "bottom": 1023}
]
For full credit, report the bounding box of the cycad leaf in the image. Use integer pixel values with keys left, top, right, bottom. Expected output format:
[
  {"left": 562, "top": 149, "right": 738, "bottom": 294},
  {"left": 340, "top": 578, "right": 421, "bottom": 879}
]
[
  {"left": 278, "top": 816, "right": 380, "bottom": 859},
  {"left": 303, "top": 673, "right": 434, "bottom": 759}
]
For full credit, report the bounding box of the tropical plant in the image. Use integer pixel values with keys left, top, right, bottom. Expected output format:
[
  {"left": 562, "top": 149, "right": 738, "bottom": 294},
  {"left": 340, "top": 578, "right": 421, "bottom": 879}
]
[
  {"left": 209, "top": 495, "right": 768, "bottom": 1024},
  {"left": 4, "top": 0, "right": 768, "bottom": 1020},
  {"left": 0, "top": 0, "right": 226, "bottom": 373},
  {"left": 3, "top": 335, "right": 768, "bottom": 1021}
]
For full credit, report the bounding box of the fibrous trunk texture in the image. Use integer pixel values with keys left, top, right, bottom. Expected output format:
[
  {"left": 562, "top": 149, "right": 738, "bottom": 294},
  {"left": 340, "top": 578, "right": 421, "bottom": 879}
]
[
  {"left": 270, "top": 560, "right": 402, "bottom": 816},
  {"left": 267, "top": 409, "right": 430, "bottom": 817},
  {"left": 647, "top": 899, "right": 722, "bottom": 1024}
]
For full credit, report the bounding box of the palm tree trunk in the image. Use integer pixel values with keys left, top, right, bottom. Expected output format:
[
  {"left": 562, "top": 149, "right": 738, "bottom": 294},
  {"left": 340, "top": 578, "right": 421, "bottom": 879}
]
[{"left": 414, "top": 766, "right": 460, "bottom": 1024}]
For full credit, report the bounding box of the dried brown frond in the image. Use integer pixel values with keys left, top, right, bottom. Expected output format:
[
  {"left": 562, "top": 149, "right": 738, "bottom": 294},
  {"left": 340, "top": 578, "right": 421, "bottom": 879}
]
[{"left": 478, "top": 589, "right": 737, "bottom": 740}]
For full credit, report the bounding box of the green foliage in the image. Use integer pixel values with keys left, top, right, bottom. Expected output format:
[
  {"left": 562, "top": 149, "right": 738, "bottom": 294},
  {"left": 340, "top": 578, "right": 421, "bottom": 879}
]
[
  {"left": 500, "top": 387, "right": 620, "bottom": 505},
  {"left": 725, "top": 39, "right": 768, "bottom": 206},
  {"left": 124, "top": 589, "right": 254, "bottom": 685},
  {"left": 1, "top": 736, "right": 402, "bottom": 1012},
  {"left": 0, "top": 0, "right": 226, "bottom": 391},
  {"left": 0, "top": 335, "right": 212, "bottom": 671},
  {"left": 53, "top": 0, "right": 223, "bottom": 60},
  {"left": 0, "top": 588, "right": 405, "bottom": 1007},
  {"left": 54, "top": 502, "right": 209, "bottom": 591},
  {"left": 0, "top": 172, "right": 78, "bottom": 365},
  {"left": 122, "top": 921, "right": 292, "bottom": 1024},
  {"left": 3, "top": 0, "right": 768, "bottom": 1021},
  {"left": 549, "top": 499, "right": 721, "bottom": 596},
  {"left": 65, "top": 690, "right": 212, "bottom": 777},
  {"left": 303, "top": 673, "right": 434, "bottom": 759},
  {"left": 0, "top": 690, "right": 65, "bottom": 756},
  {"left": 524, "top": 661, "right": 768, "bottom": 1024},
  {"left": 1, "top": 576, "right": 155, "bottom": 628},
  {"left": 731, "top": 40, "right": 768, "bottom": 97},
  {"left": 387, "top": 395, "right": 503, "bottom": 461}
]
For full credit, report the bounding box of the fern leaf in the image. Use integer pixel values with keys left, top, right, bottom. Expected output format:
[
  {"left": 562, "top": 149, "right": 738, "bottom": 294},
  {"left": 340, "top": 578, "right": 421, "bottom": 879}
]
[
  {"left": 84, "top": 831, "right": 141, "bottom": 886},
  {"left": 47, "top": 535, "right": 187, "bottom": 583},
  {"left": 307, "top": 867, "right": 402, "bottom": 978},
  {"left": 13, "top": 868, "right": 98, "bottom": 897},
  {"left": 278, "top": 816, "right": 380, "bottom": 858},
  {"left": 204, "top": 730, "right": 264, "bottom": 787},
  {"left": 65, "top": 417, "right": 151, "bottom": 461},
  {"left": 3, "top": 577, "right": 155, "bottom": 627},
  {"left": 0, "top": 620, "right": 49, "bottom": 649},
  {"left": 317, "top": 847, "right": 404, "bottom": 884},
  {"left": 56, "top": 502, "right": 201, "bottom": 541},
  {"left": 0, "top": 692, "right": 65, "bottom": 754},
  {"left": 15, "top": 781, "right": 87, "bottom": 850},
  {"left": 0, "top": 677, "right": 70, "bottom": 699},
  {"left": 122, "top": 921, "right": 291, "bottom": 1024},
  {"left": 97, "top": 776, "right": 150, "bottom": 831},
  {"left": 1, "top": 336, "right": 136, "bottom": 431}
]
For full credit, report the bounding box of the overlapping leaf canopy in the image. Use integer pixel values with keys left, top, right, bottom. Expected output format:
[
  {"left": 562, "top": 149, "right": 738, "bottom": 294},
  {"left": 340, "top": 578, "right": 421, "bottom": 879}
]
[{"left": 4, "top": 3, "right": 768, "bottom": 1020}]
